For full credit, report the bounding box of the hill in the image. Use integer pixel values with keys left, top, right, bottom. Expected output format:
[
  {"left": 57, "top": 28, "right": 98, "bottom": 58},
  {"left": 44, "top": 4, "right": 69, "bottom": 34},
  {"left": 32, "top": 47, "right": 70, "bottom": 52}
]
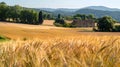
[
  {"left": 38, "top": 6, "right": 120, "bottom": 21},
  {"left": 35, "top": 8, "right": 77, "bottom": 12},
  {"left": 84, "top": 6, "right": 120, "bottom": 11},
  {"left": 75, "top": 9, "right": 120, "bottom": 21}
]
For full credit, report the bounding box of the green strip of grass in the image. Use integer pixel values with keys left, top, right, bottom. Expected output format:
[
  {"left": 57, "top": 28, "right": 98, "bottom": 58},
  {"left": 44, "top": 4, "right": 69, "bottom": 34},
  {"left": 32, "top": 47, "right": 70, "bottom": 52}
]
[{"left": 0, "top": 36, "right": 10, "bottom": 42}]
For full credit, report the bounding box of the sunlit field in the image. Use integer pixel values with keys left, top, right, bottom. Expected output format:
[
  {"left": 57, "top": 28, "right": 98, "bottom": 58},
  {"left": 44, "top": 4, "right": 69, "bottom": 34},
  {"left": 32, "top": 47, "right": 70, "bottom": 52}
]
[
  {"left": 0, "top": 20, "right": 120, "bottom": 40},
  {"left": 0, "top": 36, "right": 120, "bottom": 67},
  {"left": 0, "top": 20, "right": 120, "bottom": 67}
]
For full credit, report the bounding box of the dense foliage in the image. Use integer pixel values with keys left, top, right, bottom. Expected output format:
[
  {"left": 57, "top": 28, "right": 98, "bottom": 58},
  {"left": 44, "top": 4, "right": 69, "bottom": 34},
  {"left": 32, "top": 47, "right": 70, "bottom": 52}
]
[
  {"left": 0, "top": 2, "right": 8, "bottom": 21},
  {"left": 38, "top": 11, "right": 43, "bottom": 24},
  {"left": 73, "top": 14, "right": 96, "bottom": 20},
  {"left": 114, "top": 25, "right": 120, "bottom": 32},
  {"left": 42, "top": 12, "right": 54, "bottom": 20},
  {"left": 54, "top": 14, "right": 66, "bottom": 27},
  {"left": 20, "top": 10, "right": 38, "bottom": 24},
  {"left": 0, "top": 2, "right": 39, "bottom": 24},
  {"left": 0, "top": 2, "right": 54, "bottom": 24},
  {"left": 97, "top": 16, "right": 116, "bottom": 32}
]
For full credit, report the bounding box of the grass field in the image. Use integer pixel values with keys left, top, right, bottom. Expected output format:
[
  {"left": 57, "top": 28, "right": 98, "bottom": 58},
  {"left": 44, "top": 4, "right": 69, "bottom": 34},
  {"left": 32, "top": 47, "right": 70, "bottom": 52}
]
[{"left": 0, "top": 20, "right": 120, "bottom": 67}]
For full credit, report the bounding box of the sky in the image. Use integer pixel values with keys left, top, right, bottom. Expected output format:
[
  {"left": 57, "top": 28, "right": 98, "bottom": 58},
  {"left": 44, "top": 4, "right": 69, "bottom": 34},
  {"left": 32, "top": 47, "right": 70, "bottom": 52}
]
[{"left": 0, "top": 0, "right": 120, "bottom": 9}]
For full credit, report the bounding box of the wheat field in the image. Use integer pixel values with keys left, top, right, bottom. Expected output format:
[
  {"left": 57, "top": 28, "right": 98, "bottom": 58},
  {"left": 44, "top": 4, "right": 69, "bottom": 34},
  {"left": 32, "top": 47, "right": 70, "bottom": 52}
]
[
  {"left": 0, "top": 36, "right": 120, "bottom": 67},
  {"left": 0, "top": 20, "right": 120, "bottom": 67}
]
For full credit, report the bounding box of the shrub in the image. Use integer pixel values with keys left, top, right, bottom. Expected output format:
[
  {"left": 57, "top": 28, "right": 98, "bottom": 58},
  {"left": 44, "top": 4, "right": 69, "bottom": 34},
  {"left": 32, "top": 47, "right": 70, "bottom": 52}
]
[
  {"left": 54, "top": 21, "right": 74, "bottom": 28},
  {"left": 54, "top": 14, "right": 66, "bottom": 27},
  {"left": 113, "top": 25, "right": 120, "bottom": 32},
  {"left": 54, "top": 22, "right": 63, "bottom": 27},
  {"left": 54, "top": 18, "right": 65, "bottom": 25},
  {"left": 54, "top": 14, "right": 76, "bottom": 28},
  {"left": 63, "top": 23, "right": 76, "bottom": 28},
  {"left": 97, "top": 16, "right": 116, "bottom": 32},
  {"left": 93, "top": 27, "right": 98, "bottom": 32}
]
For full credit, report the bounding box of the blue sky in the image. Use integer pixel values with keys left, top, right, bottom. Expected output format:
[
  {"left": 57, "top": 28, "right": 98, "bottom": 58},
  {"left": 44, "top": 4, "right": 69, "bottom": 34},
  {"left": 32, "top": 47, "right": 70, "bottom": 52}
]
[{"left": 0, "top": 0, "right": 120, "bottom": 9}]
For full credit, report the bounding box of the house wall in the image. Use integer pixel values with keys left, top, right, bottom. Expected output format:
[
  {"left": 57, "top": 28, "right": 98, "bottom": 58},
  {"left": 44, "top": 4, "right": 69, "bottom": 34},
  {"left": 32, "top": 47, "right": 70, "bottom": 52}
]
[{"left": 72, "top": 19, "right": 95, "bottom": 27}]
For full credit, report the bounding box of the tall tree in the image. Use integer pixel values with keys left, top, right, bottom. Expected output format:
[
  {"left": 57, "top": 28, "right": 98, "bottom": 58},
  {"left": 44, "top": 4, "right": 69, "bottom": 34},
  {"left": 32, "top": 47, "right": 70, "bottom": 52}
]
[
  {"left": 38, "top": 11, "right": 43, "bottom": 24},
  {"left": 10, "top": 5, "right": 22, "bottom": 22},
  {"left": 0, "top": 2, "right": 8, "bottom": 21},
  {"left": 58, "top": 14, "right": 61, "bottom": 19},
  {"left": 20, "top": 9, "right": 38, "bottom": 24}
]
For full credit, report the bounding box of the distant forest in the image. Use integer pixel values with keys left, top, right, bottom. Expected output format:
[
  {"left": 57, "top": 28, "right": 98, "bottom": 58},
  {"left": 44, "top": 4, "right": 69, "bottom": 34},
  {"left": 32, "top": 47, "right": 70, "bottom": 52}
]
[{"left": 0, "top": 2, "right": 54, "bottom": 24}]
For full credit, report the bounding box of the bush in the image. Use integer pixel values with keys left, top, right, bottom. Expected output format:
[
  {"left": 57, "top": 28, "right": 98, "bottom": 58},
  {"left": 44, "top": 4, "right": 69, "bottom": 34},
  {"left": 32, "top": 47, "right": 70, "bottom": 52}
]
[
  {"left": 63, "top": 23, "right": 72, "bottom": 27},
  {"left": 54, "top": 22, "right": 75, "bottom": 28},
  {"left": 54, "top": 14, "right": 66, "bottom": 27},
  {"left": 54, "top": 18, "right": 65, "bottom": 25},
  {"left": 113, "top": 25, "right": 120, "bottom": 32},
  {"left": 54, "top": 22, "right": 63, "bottom": 27},
  {"left": 93, "top": 27, "right": 98, "bottom": 32},
  {"left": 97, "top": 16, "right": 116, "bottom": 32},
  {"left": 54, "top": 14, "right": 67, "bottom": 27},
  {"left": 54, "top": 14, "right": 77, "bottom": 28}
]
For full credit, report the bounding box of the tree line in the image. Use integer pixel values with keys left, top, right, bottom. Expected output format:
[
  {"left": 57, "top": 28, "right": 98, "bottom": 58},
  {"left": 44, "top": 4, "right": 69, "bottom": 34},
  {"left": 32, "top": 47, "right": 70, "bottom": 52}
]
[
  {"left": 0, "top": 2, "right": 54, "bottom": 24},
  {"left": 54, "top": 14, "right": 120, "bottom": 32},
  {"left": 54, "top": 14, "right": 96, "bottom": 27}
]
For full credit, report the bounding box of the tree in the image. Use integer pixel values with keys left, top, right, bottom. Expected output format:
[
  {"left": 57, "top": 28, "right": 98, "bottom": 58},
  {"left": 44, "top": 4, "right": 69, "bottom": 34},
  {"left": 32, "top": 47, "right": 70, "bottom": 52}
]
[
  {"left": 0, "top": 2, "right": 8, "bottom": 21},
  {"left": 55, "top": 14, "right": 65, "bottom": 24},
  {"left": 65, "top": 16, "right": 73, "bottom": 21},
  {"left": 88, "top": 14, "right": 95, "bottom": 19},
  {"left": 0, "top": 2, "right": 6, "bottom": 4},
  {"left": 0, "top": 2, "right": 39, "bottom": 24},
  {"left": 97, "top": 16, "right": 116, "bottom": 32},
  {"left": 20, "top": 9, "right": 38, "bottom": 24},
  {"left": 9, "top": 5, "right": 22, "bottom": 22},
  {"left": 38, "top": 11, "right": 43, "bottom": 24},
  {"left": 73, "top": 14, "right": 89, "bottom": 20},
  {"left": 58, "top": 14, "right": 61, "bottom": 19},
  {"left": 54, "top": 14, "right": 66, "bottom": 27},
  {"left": 47, "top": 14, "right": 51, "bottom": 20},
  {"left": 43, "top": 14, "right": 47, "bottom": 19}
]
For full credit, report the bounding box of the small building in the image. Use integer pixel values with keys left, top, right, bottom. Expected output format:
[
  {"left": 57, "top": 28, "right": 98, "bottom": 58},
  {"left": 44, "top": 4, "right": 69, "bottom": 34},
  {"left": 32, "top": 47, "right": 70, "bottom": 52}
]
[{"left": 72, "top": 19, "right": 95, "bottom": 27}]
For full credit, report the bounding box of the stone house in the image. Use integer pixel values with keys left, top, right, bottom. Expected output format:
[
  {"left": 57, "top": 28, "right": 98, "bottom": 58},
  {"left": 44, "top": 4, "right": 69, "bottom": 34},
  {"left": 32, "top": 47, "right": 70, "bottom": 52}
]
[{"left": 72, "top": 19, "right": 95, "bottom": 27}]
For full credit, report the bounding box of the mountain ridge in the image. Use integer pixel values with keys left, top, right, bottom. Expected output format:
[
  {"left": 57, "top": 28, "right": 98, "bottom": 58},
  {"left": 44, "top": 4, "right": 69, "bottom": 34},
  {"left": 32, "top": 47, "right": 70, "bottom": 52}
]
[
  {"left": 33, "top": 6, "right": 120, "bottom": 21},
  {"left": 84, "top": 6, "right": 120, "bottom": 11},
  {"left": 37, "top": 6, "right": 120, "bottom": 12}
]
